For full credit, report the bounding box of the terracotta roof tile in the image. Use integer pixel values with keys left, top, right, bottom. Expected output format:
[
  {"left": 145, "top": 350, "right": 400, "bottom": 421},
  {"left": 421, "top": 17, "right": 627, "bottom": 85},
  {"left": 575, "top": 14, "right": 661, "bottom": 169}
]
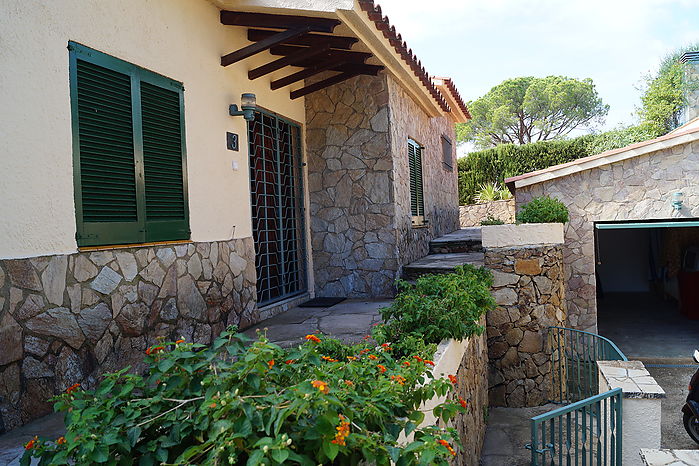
[{"left": 357, "top": 0, "right": 468, "bottom": 116}]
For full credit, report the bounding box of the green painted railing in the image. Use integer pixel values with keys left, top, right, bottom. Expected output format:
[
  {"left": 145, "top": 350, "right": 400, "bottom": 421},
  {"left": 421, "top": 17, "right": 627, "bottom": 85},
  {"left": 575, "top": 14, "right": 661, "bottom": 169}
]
[
  {"left": 549, "top": 327, "right": 628, "bottom": 404},
  {"left": 528, "top": 388, "right": 623, "bottom": 466}
]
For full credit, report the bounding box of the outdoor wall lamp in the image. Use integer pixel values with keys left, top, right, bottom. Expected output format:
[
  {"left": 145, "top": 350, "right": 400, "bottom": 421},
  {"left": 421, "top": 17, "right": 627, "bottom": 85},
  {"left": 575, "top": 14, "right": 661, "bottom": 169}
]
[
  {"left": 229, "top": 93, "right": 257, "bottom": 122},
  {"left": 672, "top": 191, "right": 684, "bottom": 211}
]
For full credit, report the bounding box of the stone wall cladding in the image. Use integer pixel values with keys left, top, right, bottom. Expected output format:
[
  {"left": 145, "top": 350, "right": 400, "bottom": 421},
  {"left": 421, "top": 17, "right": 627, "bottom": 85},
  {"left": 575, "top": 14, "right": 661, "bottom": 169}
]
[
  {"left": 484, "top": 245, "right": 566, "bottom": 407},
  {"left": 448, "top": 331, "right": 489, "bottom": 465},
  {"left": 516, "top": 141, "right": 699, "bottom": 331},
  {"left": 459, "top": 199, "right": 515, "bottom": 227},
  {"left": 305, "top": 73, "right": 398, "bottom": 298},
  {"left": 0, "top": 238, "right": 257, "bottom": 432},
  {"left": 387, "top": 76, "right": 460, "bottom": 269}
]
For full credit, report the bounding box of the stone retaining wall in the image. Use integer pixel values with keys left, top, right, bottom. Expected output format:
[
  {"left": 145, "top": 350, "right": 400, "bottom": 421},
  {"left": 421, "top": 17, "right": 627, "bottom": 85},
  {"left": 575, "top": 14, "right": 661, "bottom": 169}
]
[
  {"left": 0, "top": 239, "right": 257, "bottom": 433},
  {"left": 459, "top": 199, "right": 515, "bottom": 227},
  {"left": 484, "top": 244, "right": 566, "bottom": 407}
]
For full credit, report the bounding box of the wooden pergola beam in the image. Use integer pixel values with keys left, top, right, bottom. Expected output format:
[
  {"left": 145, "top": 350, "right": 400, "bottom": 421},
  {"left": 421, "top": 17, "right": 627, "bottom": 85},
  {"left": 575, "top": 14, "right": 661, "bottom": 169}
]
[
  {"left": 269, "top": 45, "right": 372, "bottom": 62},
  {"left": 220, "top": 11, "right": 340, "bottom": 33},
  {"left": 271, "top": 57, "right": 349, "bottom": 90},
  {"left": 247, "top": 29, "right": 358, "bottom": 50},
  {"left": 248, "top": 44, "right": 331, "bottom": 80},
  {"left": 221, "top": 27, "right": 311, "bottom": 67},
  {"left": 290, "top": 72, "right": 361, "bottom": 99}
]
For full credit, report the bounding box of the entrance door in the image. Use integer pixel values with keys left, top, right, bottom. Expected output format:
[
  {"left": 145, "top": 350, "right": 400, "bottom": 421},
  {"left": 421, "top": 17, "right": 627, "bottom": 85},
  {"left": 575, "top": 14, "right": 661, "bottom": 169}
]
[{"left": 248, "top": 110, "right": 307, "bottom": 306}]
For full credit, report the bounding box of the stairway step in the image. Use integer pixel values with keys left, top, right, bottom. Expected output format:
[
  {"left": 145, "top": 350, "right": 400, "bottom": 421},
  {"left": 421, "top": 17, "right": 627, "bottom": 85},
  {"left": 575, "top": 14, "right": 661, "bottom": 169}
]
[
  {"left": 402, "top": 252, "right": 485, "bottom": 281},
  {"left": 429, "top": 227, "right": 483, "bottom": 254}
]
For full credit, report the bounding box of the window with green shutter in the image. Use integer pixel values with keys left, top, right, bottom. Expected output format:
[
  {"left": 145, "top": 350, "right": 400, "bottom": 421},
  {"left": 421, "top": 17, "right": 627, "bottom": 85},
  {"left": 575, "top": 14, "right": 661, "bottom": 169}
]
[
  {"left": 408, "top": 138, "right": 425, "bottom": 224},
  {"left": 69, "top": 42, "right": 189, "bottom": 247}
]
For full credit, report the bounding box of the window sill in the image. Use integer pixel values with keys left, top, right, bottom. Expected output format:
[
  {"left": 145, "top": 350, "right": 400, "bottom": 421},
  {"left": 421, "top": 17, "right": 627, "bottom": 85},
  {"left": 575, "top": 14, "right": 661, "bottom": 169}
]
[{"left": 78, "top": 239, "right": 192, "bottom": 252}]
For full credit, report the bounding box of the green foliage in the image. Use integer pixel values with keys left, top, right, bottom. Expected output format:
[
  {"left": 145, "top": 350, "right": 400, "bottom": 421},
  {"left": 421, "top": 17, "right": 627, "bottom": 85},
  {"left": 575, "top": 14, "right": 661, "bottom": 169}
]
[
  {"left": 475, "top": 183, "right": 511, "bottom": 203},
  {"left": 22, "top": 330, "right": 466, "bottom": 466},
  {"left": 457, "top": 76, "right": 608, "bottom": 148},
  {"left": 516, "top": 196, "right": 569, "bottom": 224},
  {"left": 480, "top": 216, "right": 504, "bottom": 226},
  {"left": 375, "top": 265, "right": 495, "bottom": 355},
  {"left": 639, "top": 42, "right": 699, "bottom": 135},
  {"left": 457, "top": 125, "right": 654, "bottom": 204}
]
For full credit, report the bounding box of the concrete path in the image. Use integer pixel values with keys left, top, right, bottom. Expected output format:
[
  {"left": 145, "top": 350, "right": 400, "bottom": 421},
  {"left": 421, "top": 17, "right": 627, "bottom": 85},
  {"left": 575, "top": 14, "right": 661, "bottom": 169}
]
[
  {"left": 480, "top": 404, "right": 556, "bottom": 466},
  {"left": 242, "top": 299, "right": 387, "bottom": 346},
  {"left": 0, "top": 299, "right": 388, "bottom": 463}
]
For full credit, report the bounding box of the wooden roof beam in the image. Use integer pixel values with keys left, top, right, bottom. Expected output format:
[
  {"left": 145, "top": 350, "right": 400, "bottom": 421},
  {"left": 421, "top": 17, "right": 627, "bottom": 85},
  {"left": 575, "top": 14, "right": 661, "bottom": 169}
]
[
  {"left": 271, "top": 57, "right": 349, "bottom": 90},
  {"left": 248, "top": 43, "right": 331, "bottom": 80},
  {"left": 247, "top": 29, "right": 358, "bottom": 50},
  {"left": 221, "top": 26, "right": 311, "bottom": 67},
  {"left": 290, "top": 71, "right": 362, "bottom": 99},
  {"left": 220, "top": 11, "right": 340, "bottom": 33},
  {"left": 268, "top": 45, "right": 372, "bottom": 62}
]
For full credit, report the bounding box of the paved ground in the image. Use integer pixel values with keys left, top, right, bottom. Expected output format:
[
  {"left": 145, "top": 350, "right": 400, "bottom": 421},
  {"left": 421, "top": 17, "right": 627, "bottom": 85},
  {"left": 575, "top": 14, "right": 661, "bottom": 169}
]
[
  {"left": 242, "top": 299, "right": 387, "bottom": 346},
  {"left": 480, "top": 405, "right": 556, "bottom": 466},
  {"left": 0, "top": 299, "right": 387, "bottom": 463}
]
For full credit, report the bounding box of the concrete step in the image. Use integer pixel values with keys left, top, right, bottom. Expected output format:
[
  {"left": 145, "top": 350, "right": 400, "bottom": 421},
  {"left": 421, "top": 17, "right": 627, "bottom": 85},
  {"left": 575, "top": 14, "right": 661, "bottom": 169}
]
[
  {"left": 402, "top": 252, "right": 485, "bottom": 281},
  {"left": 429, "top": 227, "right": 483, "bottom": 254}
]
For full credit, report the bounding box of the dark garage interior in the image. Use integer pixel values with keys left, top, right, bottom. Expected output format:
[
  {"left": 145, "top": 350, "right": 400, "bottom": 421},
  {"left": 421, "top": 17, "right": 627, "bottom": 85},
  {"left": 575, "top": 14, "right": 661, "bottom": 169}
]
[{"left": 596, "top": 222, "right": 699, "bottom": 359}]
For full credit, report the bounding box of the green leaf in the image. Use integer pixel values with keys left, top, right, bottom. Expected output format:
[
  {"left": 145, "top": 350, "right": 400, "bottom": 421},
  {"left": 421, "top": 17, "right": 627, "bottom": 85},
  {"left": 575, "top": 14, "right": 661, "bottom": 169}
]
[
  {"left": 127, "top": 426, "right": 141, "bottom": 447},
  {"left": 90, "top": 444, "right": 109, "bottom": 463},
  {"left": 271, "top": 448, "right": 290, "bottom": 464},
  {"left": 322, "top": 441, "right": 339, "bottom": 461},
  {"left": 157, "top": 358, "right": 176, "bottom": 373},
  {"left": 246, "top": 450, "right": 264, "bottom": 466}
]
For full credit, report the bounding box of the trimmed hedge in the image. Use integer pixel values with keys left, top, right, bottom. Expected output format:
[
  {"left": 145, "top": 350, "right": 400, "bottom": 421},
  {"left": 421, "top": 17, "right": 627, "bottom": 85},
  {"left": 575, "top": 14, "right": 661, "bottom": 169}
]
[{"left": 458, "top": 126, "right": 658, "bottom": 204}]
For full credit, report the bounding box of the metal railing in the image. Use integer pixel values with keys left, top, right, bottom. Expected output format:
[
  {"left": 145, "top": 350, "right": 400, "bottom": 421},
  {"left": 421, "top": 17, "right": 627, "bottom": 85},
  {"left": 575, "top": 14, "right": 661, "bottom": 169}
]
[
  {"left": 549, "top": 327, "right": 628, "bottom": 404},
  {"left": 528, "top": 388, "right": 623, "bottom": 466}
]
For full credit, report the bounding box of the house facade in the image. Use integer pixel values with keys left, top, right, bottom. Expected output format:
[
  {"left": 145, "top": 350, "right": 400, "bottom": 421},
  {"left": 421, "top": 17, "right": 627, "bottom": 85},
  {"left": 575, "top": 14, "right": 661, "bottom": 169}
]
[{"left": 0, "top": 0, "right": 468, "bottom": 431}]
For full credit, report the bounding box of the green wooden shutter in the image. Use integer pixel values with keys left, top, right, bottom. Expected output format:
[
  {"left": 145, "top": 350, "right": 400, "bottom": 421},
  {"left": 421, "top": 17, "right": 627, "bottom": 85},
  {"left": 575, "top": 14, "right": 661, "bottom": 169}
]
[
  {"left": 408, "top": 139, "right": 425, "bottom": 218},
  {"left": 140, "top": 81, "right": 189, "bottom": 242},
  {"left": 73, "top": 58, "right": 144, "bottom": 246}
]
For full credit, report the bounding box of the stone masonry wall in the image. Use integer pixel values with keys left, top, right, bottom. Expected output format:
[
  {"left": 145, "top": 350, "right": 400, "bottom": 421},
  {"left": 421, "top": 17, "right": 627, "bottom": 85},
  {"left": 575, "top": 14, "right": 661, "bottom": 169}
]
[
  {"left": 484, "top": 245, "right": 566, "bottom": 407},
  {"left": 516, "top": 141, "right": 699, "bottom": 331},
  {"left": 387, "top": 76, "right": 460, "bottom": 269},
  {"left": 0, "top": 239, "right": 257, "bottom": 432},
  {"left": 305, "top": 73, "right": 398, "bottom": 298},
  {"left": 459, "top": 199, "right": 515, "bottom": 227},
  {"left": 448, "top": 328, "right": 489, "bottom": 466}
]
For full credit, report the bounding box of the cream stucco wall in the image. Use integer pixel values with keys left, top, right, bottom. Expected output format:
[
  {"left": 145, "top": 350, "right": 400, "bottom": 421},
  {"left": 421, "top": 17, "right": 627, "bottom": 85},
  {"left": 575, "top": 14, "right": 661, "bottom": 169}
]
[{"left": 0, "top": 0, "right": 306, "bottom": 259}]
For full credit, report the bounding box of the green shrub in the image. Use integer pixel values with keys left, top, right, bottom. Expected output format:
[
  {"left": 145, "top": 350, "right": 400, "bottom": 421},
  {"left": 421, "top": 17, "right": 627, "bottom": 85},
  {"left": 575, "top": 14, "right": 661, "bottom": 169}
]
[
  {"left": 375, "top": 265, "right": 495, "bottom": 355},
  {"left": 22, "top": 329, "right": 465, "bottom": 466},
  {"left": 458, "top": 125, "right": 654, "bottom": 204},
  {"left": 480, "top": 216, "right": 504, "bottom": 226},
  {"left": 516, "top": 196, "right": 569, "bottom": 224}
]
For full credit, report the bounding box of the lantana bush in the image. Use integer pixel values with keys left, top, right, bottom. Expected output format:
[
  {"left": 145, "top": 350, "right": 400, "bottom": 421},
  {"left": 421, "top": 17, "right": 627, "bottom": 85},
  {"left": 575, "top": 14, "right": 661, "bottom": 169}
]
[{"left": 22, "top": 328, "right": 467, "bottom": 465}]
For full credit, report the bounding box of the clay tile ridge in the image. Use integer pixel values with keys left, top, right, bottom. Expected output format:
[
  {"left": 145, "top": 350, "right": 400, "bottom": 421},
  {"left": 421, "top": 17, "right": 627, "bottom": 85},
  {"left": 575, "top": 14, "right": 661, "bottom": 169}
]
[
  {"left": 434, "top": 76, "right": 471, "bottom": 119},
  {"left": 358, "top": 0, "right": 466, "bottom": 115}
]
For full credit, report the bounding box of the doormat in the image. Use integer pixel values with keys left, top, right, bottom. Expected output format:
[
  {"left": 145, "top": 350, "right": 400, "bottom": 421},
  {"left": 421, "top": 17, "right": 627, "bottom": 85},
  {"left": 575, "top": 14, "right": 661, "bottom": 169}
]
[{"left": 299, "top": 297, "right": 347, "bottom": 308}]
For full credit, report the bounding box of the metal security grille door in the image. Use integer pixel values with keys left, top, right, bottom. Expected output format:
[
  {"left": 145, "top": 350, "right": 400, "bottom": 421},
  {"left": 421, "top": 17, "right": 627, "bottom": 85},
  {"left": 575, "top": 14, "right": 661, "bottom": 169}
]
[{"left": 248, "top": 111, "right": 307, "bottom": 306}]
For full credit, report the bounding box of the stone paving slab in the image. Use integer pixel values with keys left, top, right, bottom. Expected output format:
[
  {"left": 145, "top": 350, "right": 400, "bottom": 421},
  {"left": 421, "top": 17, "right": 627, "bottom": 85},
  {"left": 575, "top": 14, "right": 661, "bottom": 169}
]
[
  {"left": 640, "top": 448, "right": 699, "bottom": 465},
  {"left": 403, "top": 252, "right": 485, "bottom": 271},
  {"left": 429, "top": 227, "right": 482, "bottom": 244},
  {"left": 0, "top": 413, "right": 64, "bottom": 465}
]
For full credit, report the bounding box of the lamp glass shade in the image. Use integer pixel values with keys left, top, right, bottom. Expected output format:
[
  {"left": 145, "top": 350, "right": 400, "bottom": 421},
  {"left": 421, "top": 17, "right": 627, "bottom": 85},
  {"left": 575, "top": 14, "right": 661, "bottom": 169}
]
[{"left": 241, "top": 93, "right": 257, "bottom": 109}]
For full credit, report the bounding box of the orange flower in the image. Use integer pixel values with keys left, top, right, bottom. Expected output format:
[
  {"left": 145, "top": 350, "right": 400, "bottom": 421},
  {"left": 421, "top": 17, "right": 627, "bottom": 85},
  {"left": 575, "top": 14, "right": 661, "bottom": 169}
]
[
  {"left": 381, "top": 343, "right": 392, "bottom": 351},
  {"left": 24, "top": 436, "right": 38, "bottom": 450},
  {"left": 448, "top": 374, "right": 457, "bottom": 385},
  {"left": 285, "top": 359, "right": 296, "bottom": 364},
  {"left": 321, "top": 356, "right": 339, "bottom": 362},
  {"left": 402, "top": 361, "right": 411, "bottom": 367},
  {"left": 175, "top": 339, "right": 185, "bottom": 344},
  {"left": 413, "top": 356, "right": 423, "bottom": 362},
  {"left": 344, "top": 380, "right": 354, "bottom": 386},
  {"left": 209, "top": 402, "right": 217, "bottom": 408},
  {"left": 390, "top": 375, "right": 406, "bottom": 385},
  {"left": 376, "top": 364, "right": 387, "bottom": 374},
  {"left": 331, "top": 415, "right": 350, "bottom": 446},
  {"left": 66, "top": 383, "right": 81, "bottom": 394},
  {"left": 145, "top": 345, "right": 164, "bottom": 356},
  {"left": 359, "top": 349, "right": 370, "bottom": 355},
  {"left": 267, "top": 359, "right": 275, "bottom": 369},
  {"left": 437, "top": 439, "right": 456, "bottom": 456},
  {"left": 305, "top": 334, "right": 321, "bottom": 343},
  {"left": 362, "top": 335, "right": 371, "bottom": 341},
  {"left": 56, "top": 436, "right": 66, "bottom": 445},
  {"left": 368, "top": 354, "right": 378, "bottom": 360},
  {"left": 423, "top": 360, "right": 435, "bottom": 366},
  {"left": 458, "top": 397, "right": 468, "bottom": 409},
  {"left": 311, "top": 380, "right": 329, "bottom": 394},
  {"left": 346, "top": 356, "right": 357, "bottom": 361}
]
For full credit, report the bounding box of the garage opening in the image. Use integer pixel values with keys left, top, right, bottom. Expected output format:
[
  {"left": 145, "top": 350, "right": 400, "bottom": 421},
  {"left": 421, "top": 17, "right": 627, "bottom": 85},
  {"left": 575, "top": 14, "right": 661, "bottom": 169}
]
[{"left": 595, "top": 220, "right": 699, "bottom": 359}]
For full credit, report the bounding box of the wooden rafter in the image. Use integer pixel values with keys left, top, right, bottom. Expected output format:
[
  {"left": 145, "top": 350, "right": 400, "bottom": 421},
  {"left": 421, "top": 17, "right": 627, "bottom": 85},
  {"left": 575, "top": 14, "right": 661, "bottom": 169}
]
[
  {"left": 220, "top": 11, "right": 340, "bottom": 33},
  {"left": 271, "top": 56, "right": 348, "bottom": 90},
  {"left": 269, "top": 45, "right": 372, "bottom": 63},
  {"left": 221, "top": 27, "right": 311, "bottom": 67},
  {"left": 290, "top": 72, "right": 362, "bottom": 99},
  {"left": 247, "top": 29, "right": 358, "bottom": 50},
  {"left": 248, "top": 44, "right": 331, "bottom": 80}
]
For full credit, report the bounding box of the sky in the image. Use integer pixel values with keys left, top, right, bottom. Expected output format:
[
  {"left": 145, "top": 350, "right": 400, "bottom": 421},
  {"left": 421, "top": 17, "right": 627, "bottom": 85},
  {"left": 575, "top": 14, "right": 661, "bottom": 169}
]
[{"left": 375, "top": 0, "right": 699, "bottom": 148}]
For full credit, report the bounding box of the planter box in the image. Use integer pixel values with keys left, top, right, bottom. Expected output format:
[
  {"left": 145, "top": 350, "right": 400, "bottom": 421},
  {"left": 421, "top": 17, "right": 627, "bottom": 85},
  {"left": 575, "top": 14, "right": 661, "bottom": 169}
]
[{"left": 481, "top": 222, "right": 564, "bottom": 248}]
